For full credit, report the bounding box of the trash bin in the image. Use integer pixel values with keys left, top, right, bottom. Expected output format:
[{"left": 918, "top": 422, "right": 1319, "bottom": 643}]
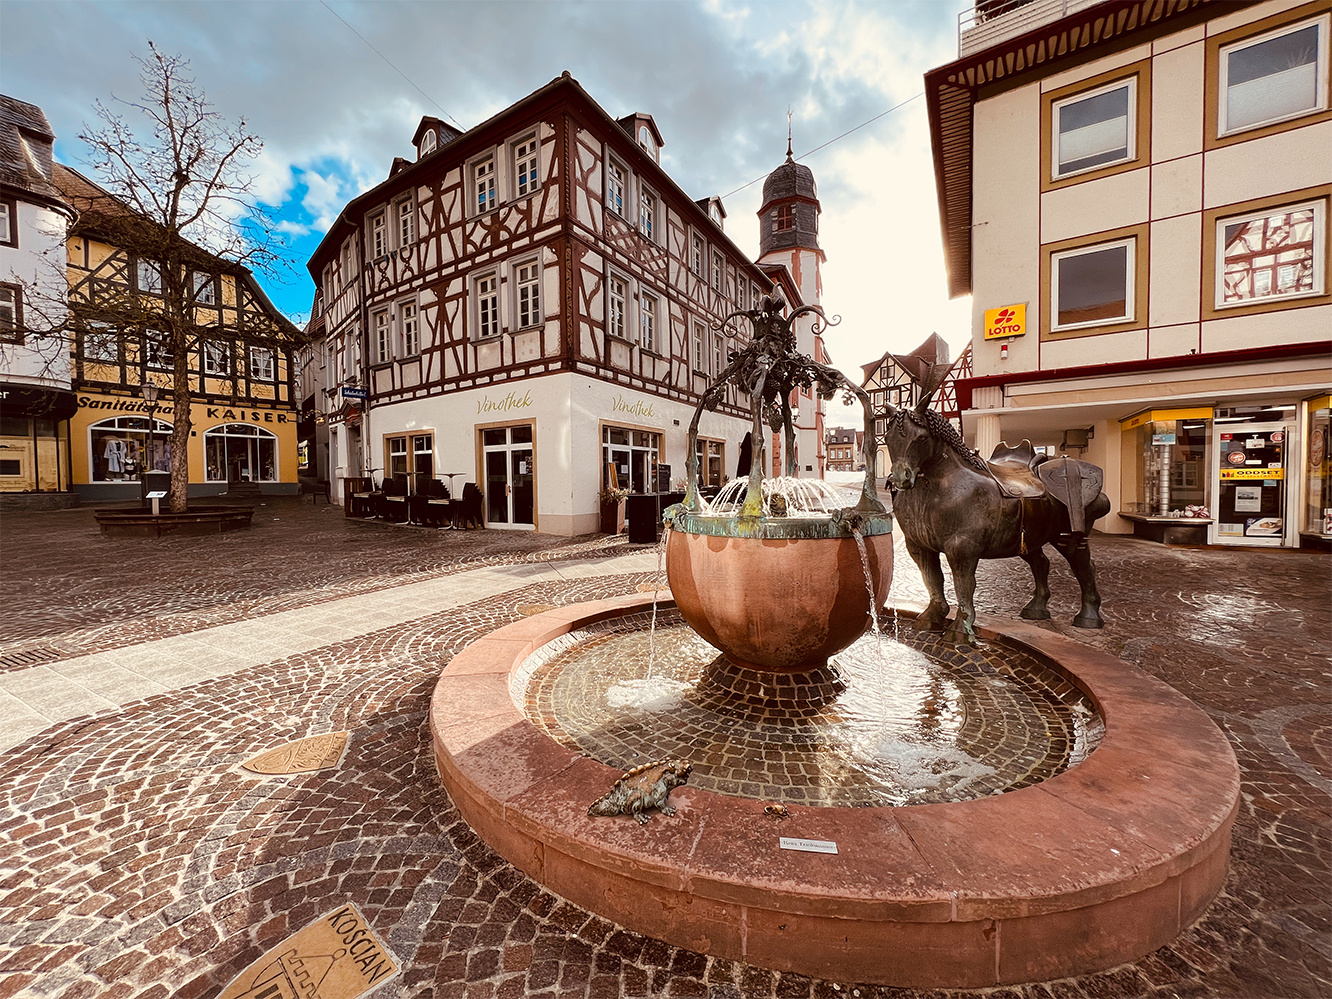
[{"left": 141, "top": 470, "right": 171, "bottom": 506}]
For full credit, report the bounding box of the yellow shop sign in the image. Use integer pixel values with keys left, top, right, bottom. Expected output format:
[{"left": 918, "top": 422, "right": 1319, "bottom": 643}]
[
  {"left": 984, "top": 303, "right": 1026, "bottom": 340},
  {"left": 1220, "top": 468, "right": 1285, "bottom": 480}
]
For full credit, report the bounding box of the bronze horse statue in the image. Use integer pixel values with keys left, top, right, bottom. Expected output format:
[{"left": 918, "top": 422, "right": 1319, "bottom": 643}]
[{"left": 883, "top": 387, "right": 1109, "bottom": 645}]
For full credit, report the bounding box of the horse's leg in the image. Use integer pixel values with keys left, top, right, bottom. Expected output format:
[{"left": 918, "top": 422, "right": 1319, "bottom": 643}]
[
  {"left": 943, "top": 553, "right": 980, "bottom": 645},
  {"left": 1019, "top": 545, "right": 1052, "bottom": 620},
  {"left": 905, "top": 537, "right": 949, "bottom": 631},
  {"left": 1055, "top": 532, "right": 1105, "bottom": 629}
]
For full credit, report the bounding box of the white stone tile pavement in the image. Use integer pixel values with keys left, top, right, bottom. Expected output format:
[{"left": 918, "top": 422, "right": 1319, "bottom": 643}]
[{"left": 0, "top": 550, "right": 660, "bottom": 754}]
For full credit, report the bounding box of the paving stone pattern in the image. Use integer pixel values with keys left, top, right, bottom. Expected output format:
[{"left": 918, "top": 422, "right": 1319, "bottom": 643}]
[{"left": 0, "top": 502, "right": 1328, "bottom": 998}]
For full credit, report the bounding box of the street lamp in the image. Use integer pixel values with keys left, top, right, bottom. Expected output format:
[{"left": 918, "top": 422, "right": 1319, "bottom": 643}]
[{"left": 141, "top": 380, "right": 160, "bottom": 490}]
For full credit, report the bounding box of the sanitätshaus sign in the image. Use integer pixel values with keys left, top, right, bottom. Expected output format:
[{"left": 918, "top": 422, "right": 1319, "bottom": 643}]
[{"left": 0, "top": 382, "right": 78, "bottom": 420}]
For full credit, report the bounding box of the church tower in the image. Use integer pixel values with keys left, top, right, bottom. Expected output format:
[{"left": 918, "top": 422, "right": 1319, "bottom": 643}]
[{"left": 757, "top": 136, "right": 827, "bottom": 477}]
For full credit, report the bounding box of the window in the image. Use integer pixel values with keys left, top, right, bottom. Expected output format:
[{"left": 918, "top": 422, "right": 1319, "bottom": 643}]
[
  {"left": 1052, "top": 237, "right": 1135, "bottom": 330},
  {"left": 398, "top": 300, "right": 419, "bottom": 355},
  {"left": 412, "top": 433, "right": 433, "bottom": 476},
  {"left": 475, "top": 274, "right": 499, "bottom": 338},
  {"left": 203, "top": 340, "right": 231, "bottom": 376},
  {"left": 775, "top": 205, "right": 794, "bottom": 232},
  {"left": 712, "top": 251, "right": 724, "bottom": 293},
  {"left": 396, "top": 196, "right": 415, "bottom": 247},
  {"left": 0, "top": 197, "right": 14, "bottom": 247},
  {"left": 1216, "top": 199, "right": 1324, "bottom": 307},
  {"left": 83, "top": 322, "right": 118, "bottom": 362},
  {"left": 516, "top": 260, "right": 541, "bottom": 328},
  {"left": 90, "top": 415, "right": 173, "bottom": 481},
  {"left": 640, "top": 292, "right": 658, "bottom": 352},
  {"left": 713, "top": 330, "right": 724, "bottom": 373},
  {"left": 133, "top": 259, "right": 161, "bottom": 295},
  {"left": 373, "top": 308, "right": 391, "bottom": 363},
  {"left": 695, "top": 438, "right": 725, "bottom": 488},
  {"left": 692, "top": 235, "right": 704, "bottom": 276},
  {"left": 204, "top": 423, "right": 277, "bottom": 482},
  {"left": 607, "top": 274, "right": 627, "bottom": 339},
  {"left": 387, "top": 435, "right": 408, "bottom": 476},
  {"left": 145, "top": 330, "right": 170, "bottom": 370},
  {"left": 692, "top": 322, "right": 706, "bottom": 372},
  {"left": 474, "top": 157, "right": 496, "bottom": 214},
  {"left": 370, "top": 211, "right": 388, "bottom": 258},
  {"left": 249, "top": 346, "right": 276, "bottom": 381},
  {"left": 603, "top": 425, "right": 661, "bottom": 494},
  {"left": 420, "top": 130, "right": 436, "bottom": 156},
  {"left": 192, "top": 272, "right": 216, "bottom": 306},
  {"left": 737, "top": 280, "right": 748, "bottom": 312},
  {"left": 606, "top": 160, "right": 626, "bottom": 217},
  {"left": 1053, "top": 77, "right": 1136, "bottom": 177},
  {"left": 639, "top": 189, "right": 656, "bottom": 241},
  {"left": 513, "top": 135, "right": 539, "bottom": 197},
  {"left": 1219, "top": 17, "right": 1327, "bottom": 135},
  {"left": 0, "top": 284, "right": 20, "bottom": 344}
]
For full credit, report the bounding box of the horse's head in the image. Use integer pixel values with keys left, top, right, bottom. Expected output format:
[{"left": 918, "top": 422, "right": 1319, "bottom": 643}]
[{"left": 882, "top": 405, "right": 936, "bottom": 491}]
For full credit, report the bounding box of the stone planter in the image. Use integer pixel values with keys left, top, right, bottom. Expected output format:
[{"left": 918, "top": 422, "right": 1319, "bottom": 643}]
[{"left": 94, "top": 505, "right": 254, "bottom": 537}]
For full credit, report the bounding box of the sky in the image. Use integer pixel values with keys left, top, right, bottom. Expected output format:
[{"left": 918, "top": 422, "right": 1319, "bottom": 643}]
[{"left": 0, "top": 0, "right": 973, "bottom": 426}]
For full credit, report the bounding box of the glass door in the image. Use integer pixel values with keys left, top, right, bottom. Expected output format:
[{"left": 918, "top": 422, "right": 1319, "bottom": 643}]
[
  {"left": 482, "top": 425, "right": 535, "bottom": 530},
  {"left": 1210, "top": 421, "right": 1291, "bottom": 546}
]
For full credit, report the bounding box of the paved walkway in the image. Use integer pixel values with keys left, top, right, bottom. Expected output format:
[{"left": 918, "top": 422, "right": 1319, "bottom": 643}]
[{"left": 0, "top": 499, "right": 1328, "bottom": 999}]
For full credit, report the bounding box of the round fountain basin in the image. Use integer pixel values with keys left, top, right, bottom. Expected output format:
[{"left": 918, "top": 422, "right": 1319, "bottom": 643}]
[
  {"left": 430, "top": 594, "right": 1239, "bottom": 989},
  {"left": 665, "top": 526, "right": 892, "bottom": 672}
]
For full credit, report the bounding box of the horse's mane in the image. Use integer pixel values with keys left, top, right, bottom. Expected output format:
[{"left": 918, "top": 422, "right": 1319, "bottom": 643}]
[{"left": 892, "top": 407, "right": 990, "bottom": 474}]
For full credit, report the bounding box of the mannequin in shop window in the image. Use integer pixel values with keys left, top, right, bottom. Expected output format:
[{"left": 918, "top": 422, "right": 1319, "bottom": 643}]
[{"left": 103, "top": 435, "right": 127, "bottom": 479}]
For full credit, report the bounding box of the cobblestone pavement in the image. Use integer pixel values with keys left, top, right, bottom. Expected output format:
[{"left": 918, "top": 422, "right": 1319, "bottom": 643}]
[{"left": 0, "top": 501, "right": 1328, "bottom": 999}]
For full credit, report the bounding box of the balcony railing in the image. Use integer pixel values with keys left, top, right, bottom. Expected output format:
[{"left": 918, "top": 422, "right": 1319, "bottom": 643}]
[{"left": 959, "top": 0, "right": 1108, "bottom": 56}]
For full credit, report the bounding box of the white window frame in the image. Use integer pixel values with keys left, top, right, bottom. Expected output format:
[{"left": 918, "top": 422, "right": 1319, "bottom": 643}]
[
  {"left": 1051, "top": 236, "right": 1137, "bottom": 332},
  {"left": 249, "top": 345, "right": 276, "bottom": 381},
  {"left": 395, "top": 195, "right": 415, "bottom": 248},
  {"left": 475, "top": 272, "right": 500, "bottom": 339},
  {"left": 83, "top": 321, "right": 118, "bottom": 362},
  {"left": 0, "top": 284, "right": 19, "bottom": 344},
  {"left": 203, "top": 340, "right": 231, "bottom": 376},
  {"left": 1214, "top": 198, "right": 1326, "bottom": 309},
  {"left": 607, "top": 272, "right": 628, "bottom": 340},
  {"left": 639, "top": 187, "right": 657, "bottom": 242},
  {"left": 372, "top": 307, "right": 392, "bottom": 364},
  {"left": 712, "top": 251, "right": 725, "bottom": 293},
  {"left": 370, "top": 210, "right": 388, "bottom": 258},
  {"left": 692, "top": 321, "right": 706, "bottom": 372},
  {"left": 712, "top": 329, "right": 725, "bottom": 374},
  {"left": 420, "top": 130, "right": 436, "bottom": 156},
  {"left": 0, "top": 199, "right": 12, "bottom": 247},
  {"left": 640, "top": 291, "right": 658, "bottom": 352},
  {"left": 1219, "top": 15, "right": 1329, "bottom": 137},
  {"left": 606, "top": 159, "right": 627, "bottom": 218},
  {"left": 512, "top": 134, "right": 539, "bottom": 198},
  {"left": 144, "top": 330, "right": 170, "bottom": 370},
  {"left": 515, "top": 259, "right": 541, "bottom": 329},
  {"left": 398, "top": 299, "right": 420, "bottom": 356},
  {"left": 473, "top": 156, "right": 497, "bottom": 215},
  {"left": 192, "top": 271, "right": 216, "bottom": 306},
  {"left": 136, "top": 259, "right": 162, "bottom": 295},
  {"left": 1052, "top": 76, "right": 1137, "bottom": 179}
]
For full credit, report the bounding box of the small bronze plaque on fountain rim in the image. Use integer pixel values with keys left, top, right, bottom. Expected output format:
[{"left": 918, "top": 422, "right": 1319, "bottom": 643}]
[
  {"left": 240, "top": 732, "right": 349, "bottom": 775},
  {"left": 780, "top": 837, "right": 839, "bottom": 854}
]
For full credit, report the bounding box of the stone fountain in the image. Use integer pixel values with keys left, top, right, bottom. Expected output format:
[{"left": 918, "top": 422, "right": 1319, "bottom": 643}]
[{"left": 429, "top": 297, "right": 1239, "bottom": 989}]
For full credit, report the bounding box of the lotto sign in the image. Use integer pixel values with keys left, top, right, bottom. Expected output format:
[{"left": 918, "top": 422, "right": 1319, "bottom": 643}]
[{"left": 984, "top": 303, "right": 1027, "bottom": 340}]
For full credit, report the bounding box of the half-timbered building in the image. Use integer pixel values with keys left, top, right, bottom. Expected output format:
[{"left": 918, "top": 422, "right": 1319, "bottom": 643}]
[
  {"left": 55, "top": 165, "right": 302, "bottom": 501},
  {"left": 309, "top": 72, "right": 819, "bottom": 534}
]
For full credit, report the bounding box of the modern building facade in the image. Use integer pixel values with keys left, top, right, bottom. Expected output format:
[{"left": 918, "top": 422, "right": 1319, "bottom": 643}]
[
  {"left": 55, "top": 165, "right": 303, "bottom": 502},
  {"left": 0, "top": 96, "right": 76, "bottom": 497},
  {"left": 308, "top": 73, "right": 824, "bottom": 534},
  {"left": 928, "top": 0, "right": 1331, "bottom": 547}
]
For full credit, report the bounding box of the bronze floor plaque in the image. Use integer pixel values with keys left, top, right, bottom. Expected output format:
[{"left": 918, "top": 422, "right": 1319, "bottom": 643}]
[
  {"left": 516, "top": 603, "right": 556, "bottom": 616},
  {"left": 241, "top": 732, "right": 349, "bottom": 775},
  {"left": 219, "top": 903, "right": 399, "bottom": 999}
]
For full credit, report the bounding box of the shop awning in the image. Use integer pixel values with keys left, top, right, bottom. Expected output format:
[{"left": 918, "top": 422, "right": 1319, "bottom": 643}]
[{"left": 0, "top": 382, "right": 79, "bottom": 421}]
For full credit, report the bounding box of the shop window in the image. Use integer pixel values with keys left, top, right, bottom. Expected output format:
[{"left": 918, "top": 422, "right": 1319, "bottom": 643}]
[
  {"left": 0, "top": 459, "right": 20, "bottom": 477},
  {"left": 1053, "top": 78, "right": 1136, "bottom": 178},
  {"left": 603, "top": 425, "right": 661, "bottom": 495},
  {"left": 1053, "top": 239, "right": 1133, "bottom": 328},
  {"left": 203, "top": 340, "right": 231, "bottom": 376},
  {"left": 1219, "top": 16, "right": 1327, "bottom": 136},
  {"left": 1, "top": 415, "right": 28, "bottom": 436},
  {"left": 90, "top": 415, "right": 173, "bottom": 482},
  {"left": 386, "top": 435, "right": 409, "bottom": 476},
  {"left": 695, "top": 438, "right": 725, "bottom": 488},
  {"left": 0, "top": 197, "right": 14, "bottom": 247},
  {"left": 0, "top": 283, "right": 21, "bottom": 344},
  {"left": 398, "top": 300, "right": 419, "bottom": 356},
  {"left": 515, "top": 260, "right": 541, "bottom": 329},
  {"left": 1305, "top": 395, "right": 1331, "bottom": 538},
  {"left": 606, "top": 159, "right": 626, "bottom": 218},
  {"left": 607, "top": 274, "right": 628, "bottom": 340},
  {"left": 513, "top": 134, "right": 539, "bottom": 198},
  {"left": 1216, "top": 199, "right": 1324, "bottom": 307},
  {"left": 249, "top": 346, "right": 275, "bottom": 381},
  {"left": 1121, "top": 415, "right": 1212, "bottom": 517},
  {"left": 136, "top": 259, "right": 162, "bottom": 295},
  {"left": 475, "top": 273, "right": 499, "bottom": 339},
  {"left": 473, "top": 156, "right": 496, "bottom": 215},
  {"left": 386, "top": 432, "right": 435, "bottom": 478},
  {"left": 204, "top": 423, "right": 277, "bottom": 482}
]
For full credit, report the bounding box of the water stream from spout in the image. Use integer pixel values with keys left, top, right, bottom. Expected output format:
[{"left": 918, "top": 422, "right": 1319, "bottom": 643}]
[
  {"left": 851, "top": 527, "right": 881, "bottom": 639},
  {"left": 646, "top": 522, "right": 671, "bottom": 680}
]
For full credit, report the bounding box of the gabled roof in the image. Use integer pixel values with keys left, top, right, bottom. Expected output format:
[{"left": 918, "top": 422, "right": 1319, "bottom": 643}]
[{"left": 0, "top": 94, "right": 69, "bottom": 210}]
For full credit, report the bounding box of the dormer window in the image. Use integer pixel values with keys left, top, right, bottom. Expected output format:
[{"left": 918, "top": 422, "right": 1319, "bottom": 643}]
[
  {"left": 709, "top": 202, "right": 723, "bottom": 227},
  {"left": 638, "top": 125, "right": 657, "bottom": 162},
  {"left": 420, "top": 130, "right": 436, "bottom": 157}
]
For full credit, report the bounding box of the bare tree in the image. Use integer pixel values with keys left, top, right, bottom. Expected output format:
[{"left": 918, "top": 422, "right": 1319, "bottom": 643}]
[{"left": 68, "top": 42, "right": 295, "bottom": 511}]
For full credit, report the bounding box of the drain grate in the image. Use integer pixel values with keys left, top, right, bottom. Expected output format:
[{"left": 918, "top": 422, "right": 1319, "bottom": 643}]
[{"left": 0, "top": 647, "right": 62, "bottom": 669}]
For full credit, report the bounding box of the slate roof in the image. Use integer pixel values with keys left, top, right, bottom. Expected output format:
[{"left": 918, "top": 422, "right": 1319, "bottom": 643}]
[{"left": 0, "top": 95, "right": 66, "bottom": 207}]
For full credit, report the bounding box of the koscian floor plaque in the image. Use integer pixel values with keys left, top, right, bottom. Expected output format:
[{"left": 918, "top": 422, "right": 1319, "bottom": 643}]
[
  {"left": 219, "top": 903, "right": 399, "bottom": 999},
  {"left": 241, "top": 732, "right": 349, "bottom": 775}
]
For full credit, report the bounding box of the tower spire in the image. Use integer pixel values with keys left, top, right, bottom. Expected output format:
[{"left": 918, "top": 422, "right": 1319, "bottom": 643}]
[{"left": 786, "top": 106, "right": 793, "bottom": 160}]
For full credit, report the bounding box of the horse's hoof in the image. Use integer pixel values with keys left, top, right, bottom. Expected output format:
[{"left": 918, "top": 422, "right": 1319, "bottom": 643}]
[
  {"left": 1019, "top": 605, "right": 1051, "bottom": 621},
  {"left": 1072, "top": 613, "right": 1104, "bottom": 629},
  {"left": 943, "top": 623, "right": 977, "bottom": 646},
  {"left": 914, "top": 614, "right": 947, "bottom": 632}
]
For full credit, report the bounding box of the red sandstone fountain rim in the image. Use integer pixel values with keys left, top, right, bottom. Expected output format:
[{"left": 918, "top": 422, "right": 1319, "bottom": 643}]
[{"left": 429, "top": 593, "right": 1240, "bottom": 989}]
